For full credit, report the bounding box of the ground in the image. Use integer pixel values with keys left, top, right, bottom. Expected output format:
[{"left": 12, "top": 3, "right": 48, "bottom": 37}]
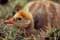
[{"left": 0, "top": 0, "right": 60, "bottom": 40}]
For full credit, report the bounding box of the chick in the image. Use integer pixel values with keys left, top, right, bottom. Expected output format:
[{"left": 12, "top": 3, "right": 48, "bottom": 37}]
[{"left": 5, "top": 1, "right": 60, "bottom": 37}]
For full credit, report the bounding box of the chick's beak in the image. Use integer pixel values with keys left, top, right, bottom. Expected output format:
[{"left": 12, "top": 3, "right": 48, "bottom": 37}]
[{"left": 4, "top": 18, "right": 15, "bottom": 24}]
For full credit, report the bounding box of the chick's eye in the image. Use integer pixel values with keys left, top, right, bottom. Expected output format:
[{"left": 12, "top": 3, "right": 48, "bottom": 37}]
[{"left": 17, "top": 18, "right": 22, "bottom": 20}]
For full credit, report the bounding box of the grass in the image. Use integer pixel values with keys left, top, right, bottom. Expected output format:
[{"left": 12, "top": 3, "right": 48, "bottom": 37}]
[{"left": 0, "top": 0, "right": 60, "bottom": 40}]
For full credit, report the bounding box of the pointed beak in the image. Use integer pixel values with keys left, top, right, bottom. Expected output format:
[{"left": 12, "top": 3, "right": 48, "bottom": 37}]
[{"left": 4, "top": 18, "right": 15, "bottom": 24}]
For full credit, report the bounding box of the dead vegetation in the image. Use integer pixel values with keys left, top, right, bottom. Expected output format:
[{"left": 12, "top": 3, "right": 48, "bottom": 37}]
[{"left": 0, "top": 0, "right": 60, "bottom": 40}]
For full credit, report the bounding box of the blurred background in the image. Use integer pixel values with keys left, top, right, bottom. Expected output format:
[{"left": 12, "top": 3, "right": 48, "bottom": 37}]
[{"left": 0, "top": 0, "right": 60, "bottom": 40}]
